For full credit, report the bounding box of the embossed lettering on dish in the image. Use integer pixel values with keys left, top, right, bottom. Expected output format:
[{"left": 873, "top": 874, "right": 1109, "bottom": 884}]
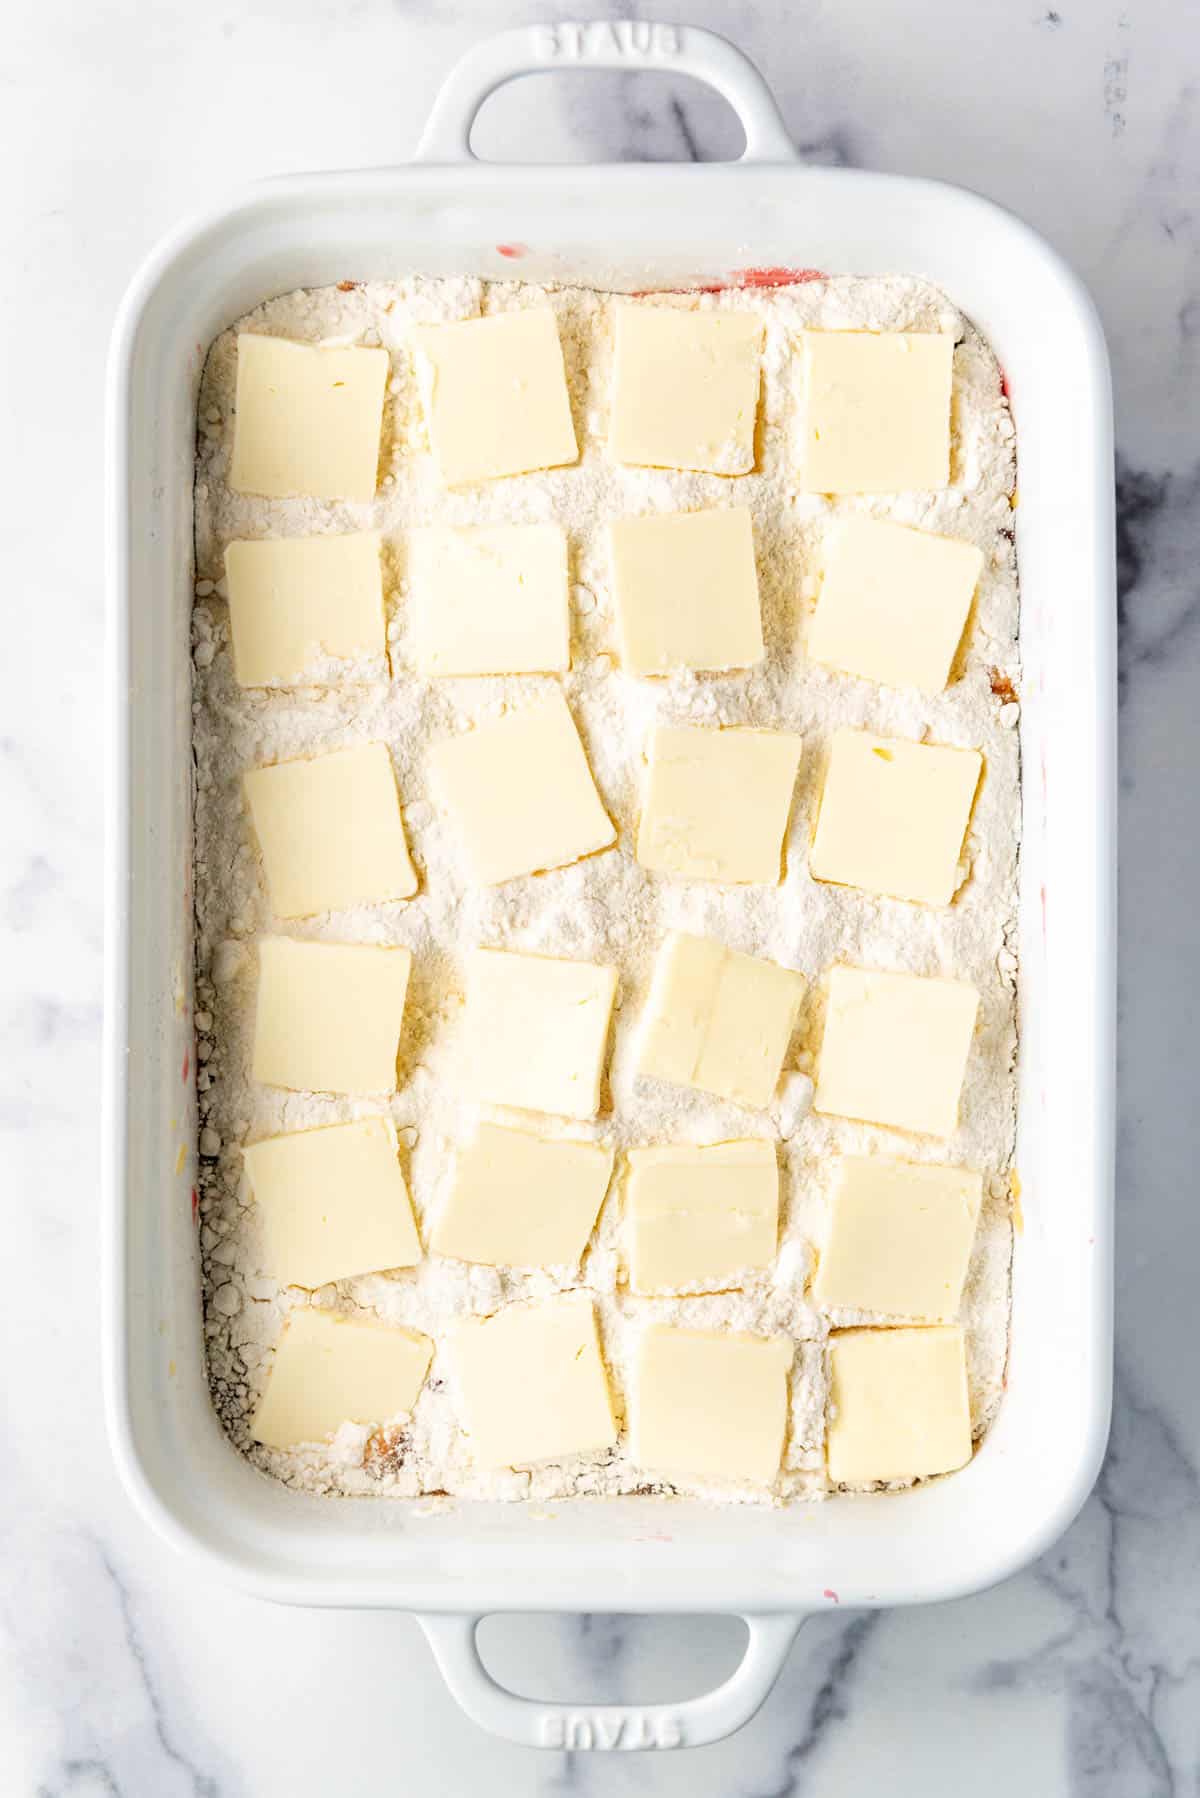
[
  {"left": 533, "top": 21, "right": 681, "bottom": 60},
  {"left": 538, "top": 1709, "right": 685, "bottom": 1749}
]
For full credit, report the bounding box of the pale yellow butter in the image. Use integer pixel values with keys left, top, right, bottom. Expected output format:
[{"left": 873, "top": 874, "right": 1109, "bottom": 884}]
[
  {"left": 462, "top": 948, "right": 617, "bottom": 1120},
  {"left": 412, "top": 310, "right": 578, "bottom": 487},
  {"left": 429, "top": 693, "right": 614, "bottom": 885},
  {"left": 230, "top": 334, "right": 388, "bottom": 502},
  {"left": 798, "top": 331, "right": 953, "bottom": 494},
  {"left": 224, "top": 533, "right": 385, "bottom": 687},
  {"left": 631, "top": 1326, "right": 792, "bottom": 1486},
  {"left": 609, "top": 306, "right": 763, "bottom": 474},
  {"left": 808, "top": 517, "right": 983, "bottom": 694},
  {"left": 626, "top": 1140, "right": 778, "bottom": 1294},
  {"left": 810, "top": 728, "right": 982, "bottom": 906},
  {"left": 253, "top": 937, "right": 411, "bottom": 1095},
  {"left": 432, "top": 1123, "right": 614, "bottom": 1269},
  {"left": 244, "top": 1117, "right": 421, "bottom": 1289},
  {"left": 637, "top": 724, "right": 802, "bottom": 885},
  {"left": 609, "top": 507, "right": 763, "bottom": 675},
  {"left": 827, "top": 1324, "right": 972, "bottom": 1484},
  {"left": 451, "top": 1292, "right": 617, "bottom": 1468},
  {"left": 408, "top": 524, "right": 569, "bottom": 676},
  {"left": 813, "top": 1155, "right": 982, "bottom": 1320},
  {"left": 251, "top": 1307, "right": 432, "bottom": 1450},
  {"left": 815, "top": 965, "right": 978, "bottom": 1138},
  {"left": 637, "top": 931, "right": 805, "bottom": 1110},
  {"left": 244, "top": 743, "right": 417, "bottom": 918}
]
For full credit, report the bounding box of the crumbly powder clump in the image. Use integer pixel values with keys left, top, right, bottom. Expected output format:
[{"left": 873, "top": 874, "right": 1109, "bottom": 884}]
[{"left": 192, "top": 273, "right": 1020, "bottom": 1506}]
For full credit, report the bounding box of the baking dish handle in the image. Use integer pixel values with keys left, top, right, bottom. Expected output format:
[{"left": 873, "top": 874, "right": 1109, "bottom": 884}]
[
  {"left": 417, "top": 1610, "right": 802, "bottom": 1749},
  {"left": 414, "top": 22, "right": 797, "bottom": 165}
]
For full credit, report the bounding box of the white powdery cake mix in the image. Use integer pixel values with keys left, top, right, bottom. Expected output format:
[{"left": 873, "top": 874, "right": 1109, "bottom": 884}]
[{"left": 191, "top": 272, "right": 1020, "bottom": 1505}]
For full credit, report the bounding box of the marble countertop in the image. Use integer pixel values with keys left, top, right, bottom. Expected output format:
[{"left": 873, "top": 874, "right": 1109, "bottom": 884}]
[{"left": 4, "top": 0, "right": 1197, "bottom": 1790}]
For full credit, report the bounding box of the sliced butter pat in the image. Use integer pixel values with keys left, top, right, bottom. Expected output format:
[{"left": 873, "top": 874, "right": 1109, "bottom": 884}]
[
  {"left": 609, "top": 306, "right": 763, "bottom": 475},
  {"left": 637, "top": 725, "right": 802, "bottom": 885},
  {"left": 798, "top": 331, "right": 953, "bottom": 494},
  {"left": 811, "top": 728, "right": 981, "bottom": 907},
  {"left": 251, "top": 1308, "right": 432, "bottom": 1450},
  {"left": 253, "top": 937, "right": 411, "bottom": 1095},
  {"left": 430, "top": 693, "right": 614, "bottom": 885},
  {"left": 638, "top": 931, "right": 804, "bottom": 1111},
  {"left": 609, "top": 507, "right": 763, "bottom": 675},
  {"left": 408, "top": 524, "right": 568, "bottom": 676},
  {"left": 224, "top": 533, "right": 385, "bottom": 687},
  {"left": 452, "top": 1292, "right": 617, "bottom": 1468},
  {"left": 463, "top": 948, "right": 617, "bottom": 1120},
  {"left": 632, "top": 1326, "right": 792, "bottom": 1486},
  {"left": 244, "top": 743, "right": 417, "bottom": 918},
  {"left": 412, "top": 311, "right": 578, "bottom": 486},
  {"left": 626, "top": 1140, "right": 778, "bottom": 1294},
  {"left": 813, "top": 1156, "right": 982, "bottom": 1320},
  {"left": 815, "top": 965, "right": 978, "bottom": 1138},
  {"left": 432, "top": 1123, "right": 614, "bottom": 1269},
  {"left": 808, "top": 517, "right": 983, "bottom": 695},
  {"left": 230, "top": 334, "right": 388, "bottom": 502},
  {"left": 827, "top": 1325, "right": 971, "bottom": 1485},
  {"left": 244, "top": 1117, "right": 420, "bottom": 1289}
]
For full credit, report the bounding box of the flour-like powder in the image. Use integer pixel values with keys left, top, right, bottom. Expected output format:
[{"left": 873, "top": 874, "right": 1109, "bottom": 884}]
[{"left": 191, "top": 272, "right": 1019, "bottom": 1505}]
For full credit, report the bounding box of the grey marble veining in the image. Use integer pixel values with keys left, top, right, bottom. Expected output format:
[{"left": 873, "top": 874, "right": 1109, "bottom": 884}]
[{"left": 2, "top": 0, "right": 1198, "bottom": 1791}]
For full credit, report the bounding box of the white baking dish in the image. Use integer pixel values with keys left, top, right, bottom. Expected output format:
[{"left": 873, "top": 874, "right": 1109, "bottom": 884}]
[{"left": 103, "top": 23, "right": 1116, "bottom": 1750}]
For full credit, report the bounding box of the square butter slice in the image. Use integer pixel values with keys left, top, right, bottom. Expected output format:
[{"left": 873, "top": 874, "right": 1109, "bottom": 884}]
[
  {"left": 430, "top": 693, "right": 614, "bottom": 886},
  {"left": 452, "top": 1292, "right": 617, "bottom": 1468},
  {"left": 432, "top": 1123, "right": 614, "bottom": 1269},
  {"left": 808, "top": 518, "right": 983, "bottom": 694},
  {"left": 230, "top": 334, "right": 389, "bottom": 502},
  {"left": 244, "top": 1117, "right": 421, "bottom": 1289},
  {"left": 412, "top": 310, "right": 578, "bottom": 486},
  {"left": 244, "top": 743, "right": 417, "bottom": 918},
  {"left": 632, "top": 1326, "right": 792, "bottom": 1486},
  {"left": 251, "top": 1308, "right": 433, "bottom": 1450},
  {"left": 815, "top": 965, "right": 978, "bottom": 1139},
  {"left": 811, "top": 728, "right": 982, "bottom": 907},
  {"left": 253, "top": 937, "right": 411, "bottom": 1096},
  {"left": 638, "top": 931, "right": 805, "bottom": 1111},
  {"left": 609, "top": 306, "right": 763, "bottom": 474},
  {"left": 813, "top": 1156, "right": 982, "bottom": 1321},
  {"left": 609, "top": 508, "right": 763, "bottom": 675},
  {"left": 462, "top": 948, "right": 618, "bottom": 1120},
  {"left": 626, "top": 1140, "right": 778, "bottom": 1294},
  {"left": 224, "top": 533, "right": 385, "bottom": 687},
  {"left": 827, "top": 1325, "right": 972, "bottom": 1485},
  {"left": 408, "top": 524, "right": 569, "bottom": 676},
  {"left": 798, "top": 331, "right": 953, "bottom": 494},
  {"left": 637, "top": 725, "right": 802, "bottom": 885}
]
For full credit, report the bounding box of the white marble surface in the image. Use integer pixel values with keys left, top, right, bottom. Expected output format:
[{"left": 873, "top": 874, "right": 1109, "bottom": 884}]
[{"left": 3, "top": 0, "right": 1197, "bottom": 1790}]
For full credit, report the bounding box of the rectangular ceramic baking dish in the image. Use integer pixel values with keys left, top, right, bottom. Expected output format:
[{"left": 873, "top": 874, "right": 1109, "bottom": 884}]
[{"left": 103, "top": 22, "right": 1116, "bottom": 1751}]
